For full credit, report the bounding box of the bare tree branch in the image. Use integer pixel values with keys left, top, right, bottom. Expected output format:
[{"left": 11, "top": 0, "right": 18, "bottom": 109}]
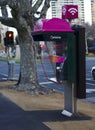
[
  {"left": 32, "top": 0, "right": 43, "bottom": 14},
  {"left": 30, "top": 0, "right": 32, "bottom": 5},
  {"left": 0, "top": 17, "right": 16, "bottom": 27},
  {"left": 0, "top": 0, "right": 8, "bottom": 18},
  {"left": 0, "top": 0, "right": 7, "bottom": 6},
  {"left": 40, "top": 0, "right": 50, "bottom": 18},
  {"left": 1, "top": 5, "right": 8, "bottom": 18},
  {"left": 8, "top": 0, "right": 20, "bottom": 10}
]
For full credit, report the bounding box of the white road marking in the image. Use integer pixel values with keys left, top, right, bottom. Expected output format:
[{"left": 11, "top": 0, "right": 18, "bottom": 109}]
[
  {"left": 0, "top": 72, "right": 8, "bottom": 77},
  {"left": 86, "top": 78, "right": 95, "bottom": 81},
  {"left": 86, "top": 89, "right": 95, "bottom": 93},
  {"left": 86, "top": 78, "right": 92, "bottom": 80},
  {"left": 39, "top": 81, "right": 53, "bottom": 85}
]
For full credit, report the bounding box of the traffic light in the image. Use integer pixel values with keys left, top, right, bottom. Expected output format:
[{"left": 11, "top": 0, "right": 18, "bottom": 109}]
[{"left": 5, "top": 31, "right": 14, "bottom": 46}]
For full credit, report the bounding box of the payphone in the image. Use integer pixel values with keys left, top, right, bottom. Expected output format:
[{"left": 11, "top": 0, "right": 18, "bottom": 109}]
[
  {"left": 32, "top": 18, "right": 75, "bottom": 83},
  {"left": 32, "top": 18, "right": 86, "bottom": 116}
]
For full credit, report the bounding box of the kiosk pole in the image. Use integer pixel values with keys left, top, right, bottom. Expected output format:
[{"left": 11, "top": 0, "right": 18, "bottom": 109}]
[
  {"left": 72, "top": 83, "right": 77, "bottom": 114},
  {"left": 62, "top": 83, "right": 77, "bottom": 117}
]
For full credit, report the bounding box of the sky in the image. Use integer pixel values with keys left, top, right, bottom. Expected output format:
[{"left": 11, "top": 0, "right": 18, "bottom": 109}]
[{"left": 84, "top": 0, "right": 92, "bottom": 24}]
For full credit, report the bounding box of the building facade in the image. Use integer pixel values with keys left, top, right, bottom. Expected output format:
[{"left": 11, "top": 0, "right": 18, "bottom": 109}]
[
  {"left": 91, "top": 0, "right": 95, "bottom": 24},
  {"left": 50, "top": 0, "right": 85, "bottom": 24}
]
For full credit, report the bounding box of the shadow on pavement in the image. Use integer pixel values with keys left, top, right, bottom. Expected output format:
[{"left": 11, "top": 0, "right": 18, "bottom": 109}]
[{"left": 0, "top": 93, "right": 92, "bottom": 130}]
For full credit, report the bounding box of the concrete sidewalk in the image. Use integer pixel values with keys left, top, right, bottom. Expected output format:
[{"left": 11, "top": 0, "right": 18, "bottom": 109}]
[
  {"left": 0, "top": 81, "right": 95, "bottom": 130},
  {"left": 0, "top": 92, "right": 93, "bottom": 130},
  {"left": 0, "top": 93, "right": 51, "bottom": 130}
]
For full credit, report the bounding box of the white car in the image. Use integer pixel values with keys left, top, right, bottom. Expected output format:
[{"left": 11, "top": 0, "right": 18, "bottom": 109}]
[{"left": 91, "top": 66, "right": 95, "bottom": 80}]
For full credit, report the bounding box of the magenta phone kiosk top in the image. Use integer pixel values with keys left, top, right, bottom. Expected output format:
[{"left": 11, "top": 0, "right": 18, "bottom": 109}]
[
  {"left": 32, "top": 18, "right": 74, "bottom": 41},
  {"left": 33, "top": 18, "right": 74, "bottom": 32}
]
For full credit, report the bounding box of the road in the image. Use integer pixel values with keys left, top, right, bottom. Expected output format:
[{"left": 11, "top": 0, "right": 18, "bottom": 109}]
[{"left": 0, "top": 57, "right": 95, "bottom": 104}]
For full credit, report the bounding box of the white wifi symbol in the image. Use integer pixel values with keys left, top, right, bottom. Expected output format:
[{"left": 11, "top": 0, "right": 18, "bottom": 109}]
[{"left": 68, "top": 8, "right": 78, "bottom": 15}]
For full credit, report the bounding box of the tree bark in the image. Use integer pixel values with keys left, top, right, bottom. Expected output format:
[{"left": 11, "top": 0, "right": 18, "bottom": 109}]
[
  {"left": 0, "top": 0, "right": 52, "bottom": 94},
  {"left": 20, "top": 38, "right": 38, "bottom": 84}
]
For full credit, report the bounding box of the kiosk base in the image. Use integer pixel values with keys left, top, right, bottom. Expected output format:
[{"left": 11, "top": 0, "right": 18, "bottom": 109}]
[{"left": 61, "top": 110, "right": 72, "bottom": 117}]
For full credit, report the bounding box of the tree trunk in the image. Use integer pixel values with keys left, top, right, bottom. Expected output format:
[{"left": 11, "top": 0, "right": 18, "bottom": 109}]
[
  {"left": 16, "top": 31, "right": 52, "bottom": 94},
  {"left": 19, "top": 34, "right": 38, "bottom": 85},
  {"left": 16, "top": 32, "right": 41, "bottom": 92},
  {"left": 0, "top": 0, "right": 52, "bottom": 94}
]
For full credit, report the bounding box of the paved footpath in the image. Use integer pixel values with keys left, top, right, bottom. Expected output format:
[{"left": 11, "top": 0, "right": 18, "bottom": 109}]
[
  {"left": 0, "top": 93, "right": 52, "bottom": 130},
  {"left": 0, "top": 93, "right": 69, "bottom": 130}
]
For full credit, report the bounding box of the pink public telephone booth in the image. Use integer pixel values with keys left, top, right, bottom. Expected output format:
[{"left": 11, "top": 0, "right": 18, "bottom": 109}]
[
  {"left": 32, "top": 18, "right": 86, "bottom": 116},
  {"left": 32, "top": 18, "right": 74, "bottom": 84}
]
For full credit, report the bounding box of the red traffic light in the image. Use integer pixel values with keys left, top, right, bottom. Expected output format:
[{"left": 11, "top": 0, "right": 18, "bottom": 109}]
[
  {"left": 8, "top": 33, "right": 13, "bottom": 38},
  {"left": 5, "top": 31, "right": 14, "bottom": 46},
  {"left": 6, "top": 31, "right": 14, "bottom": 38}
]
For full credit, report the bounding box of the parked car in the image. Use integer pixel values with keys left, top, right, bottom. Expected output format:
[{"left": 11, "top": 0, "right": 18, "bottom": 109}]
[{"left": 91, "top": 66, "right": 95, "bottom": 80}]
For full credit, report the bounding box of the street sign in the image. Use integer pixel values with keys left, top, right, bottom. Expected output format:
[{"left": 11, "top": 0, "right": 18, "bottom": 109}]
[{"left": 62, "top": 5, "right": 78, "bottom": 19}]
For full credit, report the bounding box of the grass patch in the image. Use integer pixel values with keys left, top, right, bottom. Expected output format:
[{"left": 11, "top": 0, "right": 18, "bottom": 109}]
[
  {"left": 0, "top": 57, "right": 8, "bottom": 61},
  {"left": 0, "top": 57, "right": 20, "bottom": 63},
  {"left": 86, "top": 53, "right": 95, "bottom": 57}
]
